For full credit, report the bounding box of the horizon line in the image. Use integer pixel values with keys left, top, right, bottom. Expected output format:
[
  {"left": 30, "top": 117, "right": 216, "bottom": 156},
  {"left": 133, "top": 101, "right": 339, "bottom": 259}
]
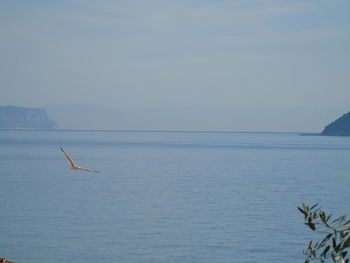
[{"left": 0, "top": 128, "right": 321, "bottom": 135}]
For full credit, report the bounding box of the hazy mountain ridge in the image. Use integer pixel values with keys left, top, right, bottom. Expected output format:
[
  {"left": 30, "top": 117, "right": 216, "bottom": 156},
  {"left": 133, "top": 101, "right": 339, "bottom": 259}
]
[
  {"left": 0, "top": 106, "right": 57, "bottom": 130},
  {"left": 321, "top": 111, "right": 350, "bottom": 136},
  {"left": 3, "top": 103, "right": 346, "bottom": 132}
]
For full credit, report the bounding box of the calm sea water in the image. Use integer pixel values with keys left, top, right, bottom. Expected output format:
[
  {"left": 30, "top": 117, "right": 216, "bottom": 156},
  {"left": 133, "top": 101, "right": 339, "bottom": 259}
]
[{"left": 0, "top": 130, "right": 349, "bottom": 263}]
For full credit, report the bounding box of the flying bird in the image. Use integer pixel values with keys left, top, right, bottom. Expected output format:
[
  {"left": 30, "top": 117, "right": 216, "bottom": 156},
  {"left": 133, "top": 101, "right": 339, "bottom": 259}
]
[{"left": 60, "top": 147, "right": 99, "bottom": 173}]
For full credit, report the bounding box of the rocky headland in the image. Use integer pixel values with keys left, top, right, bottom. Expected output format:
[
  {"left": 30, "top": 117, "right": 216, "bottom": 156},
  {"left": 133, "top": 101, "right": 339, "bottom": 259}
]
[
  {"left": 321, "top": 111, "right": 350, "bottom": 136},
  {"left": 0, "top": 106, "right": 57, "bottom": 130}
]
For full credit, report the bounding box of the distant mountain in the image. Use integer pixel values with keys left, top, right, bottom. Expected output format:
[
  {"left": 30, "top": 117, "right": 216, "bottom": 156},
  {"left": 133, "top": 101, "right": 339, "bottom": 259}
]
[
  {"left": 0, "top": 106, "right": 57, "bottom": 130},
  {"left": 43, "top": 103, "right": 128, "bottom": 130},
  {"left": 321, "top": 111, "right": 350, "bottom": 136}
]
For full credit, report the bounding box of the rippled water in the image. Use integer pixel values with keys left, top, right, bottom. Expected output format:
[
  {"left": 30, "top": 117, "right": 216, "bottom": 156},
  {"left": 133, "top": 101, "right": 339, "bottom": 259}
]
[{"left": 0, "top": 130, "right": 349, "bottom": 263}]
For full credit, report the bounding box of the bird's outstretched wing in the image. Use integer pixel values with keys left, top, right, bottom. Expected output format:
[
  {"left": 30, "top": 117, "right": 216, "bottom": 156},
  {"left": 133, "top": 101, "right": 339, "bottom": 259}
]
[
  {"left": 78, "top": 167, "right": 100, "bottom": 173},
  {"left": 60, "top": 147, "right": 77, "bottom": 169}
]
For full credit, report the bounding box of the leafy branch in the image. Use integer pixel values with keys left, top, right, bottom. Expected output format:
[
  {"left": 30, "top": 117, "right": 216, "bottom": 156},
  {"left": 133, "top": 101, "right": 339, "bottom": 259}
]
[{"left": 298, "top": 204, "right": 350, "bottom": 263}]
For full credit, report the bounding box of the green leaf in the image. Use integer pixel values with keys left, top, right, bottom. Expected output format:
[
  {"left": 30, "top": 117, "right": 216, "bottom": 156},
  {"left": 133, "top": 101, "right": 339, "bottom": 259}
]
[
  {"left": 332, "top": 216, "right": 343, "bottom": 224},
  {"left": 303, "top": 203, "right": 310, "bottom": 214},
  {"left": 326, "top": 214, "right": 332, "bottom": 223},
  {"left": 304, "top": 240, "right": 313, "bottom": 255},
  {"left": 298, "top": 207, "right": 307, "bottom": 218},
  {"left": 335, "top": 243, "right": 341, "bottom": 253},
  {"left": 318, "top": 234, "right": 332, "bottom": 249},
  {"left": 306, "top": 221, "right": 316, "bottom": 231},
  {"left": 321, "top": 245, "right": 330, "bottom": 257},
  {"left": 333, "top": 238, "right": 337, "bottom": 249},
  {"left": 311, "top": 248, "right": 316, "bottom": 257},
  {"left": 340, "top": 216, "right": 347, "bottom": 226},
  {"left": 310, "top": 203, "right": 319, "bottom": 210}
]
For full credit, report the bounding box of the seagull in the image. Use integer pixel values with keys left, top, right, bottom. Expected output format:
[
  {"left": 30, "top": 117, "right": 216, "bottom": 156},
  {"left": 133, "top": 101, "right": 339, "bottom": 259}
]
[{"left": 60, "top": 147, "right": 99, "bottom": 173}]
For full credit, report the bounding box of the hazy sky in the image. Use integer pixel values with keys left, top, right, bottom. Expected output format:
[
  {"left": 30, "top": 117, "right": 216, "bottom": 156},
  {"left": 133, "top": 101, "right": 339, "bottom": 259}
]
[{"left": 1, "top": 0, "right": 349, "bottom": 131}]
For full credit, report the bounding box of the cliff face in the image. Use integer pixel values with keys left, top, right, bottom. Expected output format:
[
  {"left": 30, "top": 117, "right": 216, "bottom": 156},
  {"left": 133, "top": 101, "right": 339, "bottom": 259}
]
[
  {"left": 321, "top": 111, "right": 350, "bottom": 136},
  {"left": 0, "top": 106, "right": 57, "bottom": 130}
]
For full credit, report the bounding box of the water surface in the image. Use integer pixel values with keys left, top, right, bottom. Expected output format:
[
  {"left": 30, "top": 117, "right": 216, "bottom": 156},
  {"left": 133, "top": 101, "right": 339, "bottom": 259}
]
[{"left": 1, "top": 130, "right": 349, "bottom": 263}]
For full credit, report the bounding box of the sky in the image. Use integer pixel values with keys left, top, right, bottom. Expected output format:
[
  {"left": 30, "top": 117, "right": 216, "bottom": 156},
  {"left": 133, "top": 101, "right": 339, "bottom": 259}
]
[{"left": 0, "top": 0, "right": 349, "bottom": 131}]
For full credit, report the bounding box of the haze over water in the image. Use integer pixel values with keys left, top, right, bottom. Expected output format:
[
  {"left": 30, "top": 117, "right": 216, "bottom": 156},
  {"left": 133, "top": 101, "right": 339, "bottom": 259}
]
[
  {"left": 1, "top": 130, "right": 349, "bottom": 263},
  {"left": 1, "top": 1, "right": 350, "bottom": 132}
]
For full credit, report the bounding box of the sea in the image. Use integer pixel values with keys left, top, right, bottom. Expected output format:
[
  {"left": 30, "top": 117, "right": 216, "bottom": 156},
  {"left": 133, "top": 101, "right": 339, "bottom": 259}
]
[{"left": 0, "top": 130, "right": 349, "bottom": 263}]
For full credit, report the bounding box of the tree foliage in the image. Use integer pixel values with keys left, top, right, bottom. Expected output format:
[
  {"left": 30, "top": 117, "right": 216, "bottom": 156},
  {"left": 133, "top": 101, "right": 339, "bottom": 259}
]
[{"left": 298, "top": 204, "right": 350, "bottom": 263}]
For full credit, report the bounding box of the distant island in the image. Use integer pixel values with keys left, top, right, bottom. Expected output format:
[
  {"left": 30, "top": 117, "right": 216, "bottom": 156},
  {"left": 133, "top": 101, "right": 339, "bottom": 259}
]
[
  {"left": 0, "top": 106, "right": 57, "bottom": 130},
  {"left": 321, "top": 111, "right": 350, "bottom": 136}
]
